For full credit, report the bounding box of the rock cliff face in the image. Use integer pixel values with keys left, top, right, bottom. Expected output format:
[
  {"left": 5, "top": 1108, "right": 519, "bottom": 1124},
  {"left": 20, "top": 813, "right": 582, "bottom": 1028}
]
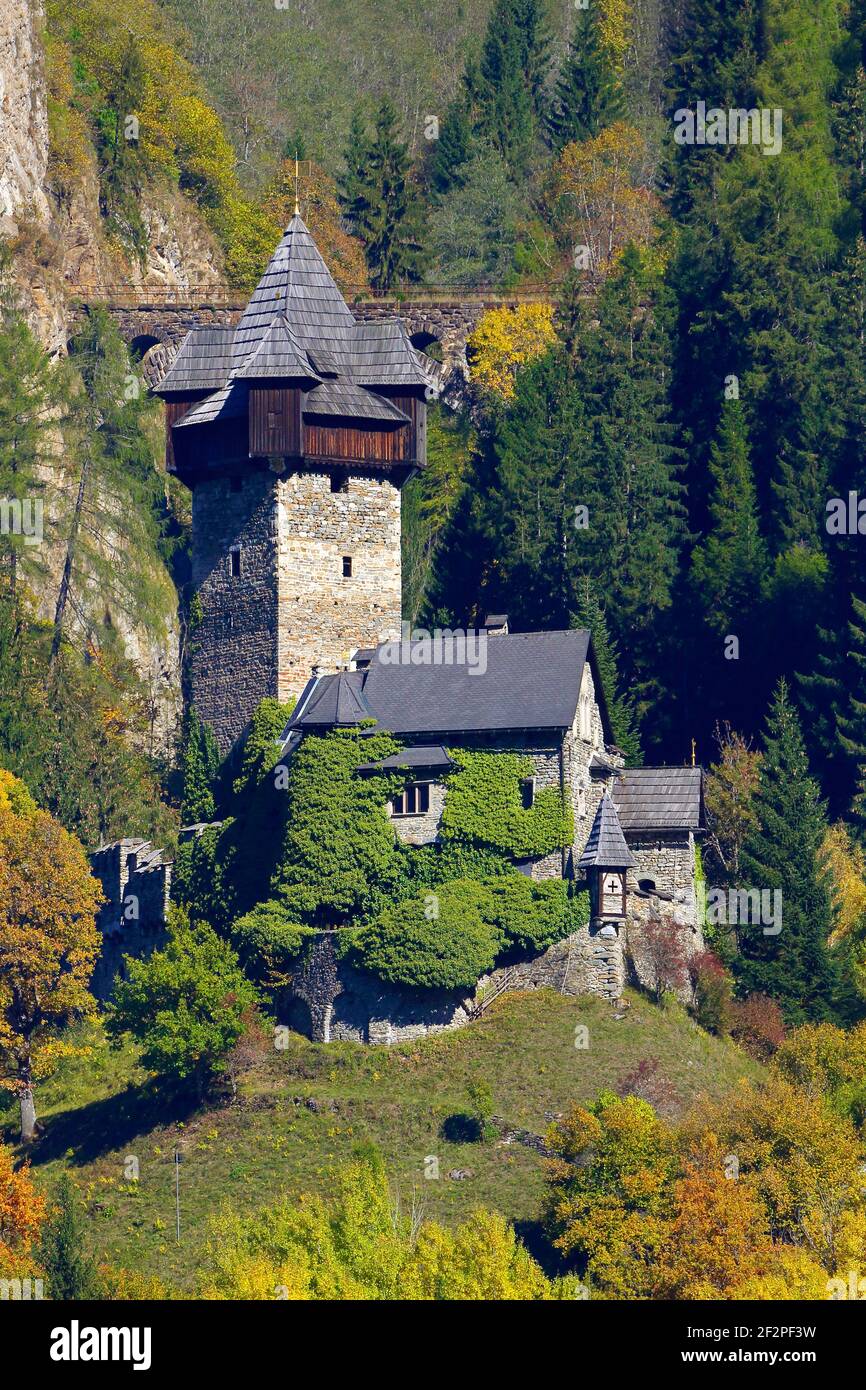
[
  {"left": 1, "top": 4, "right": 226, "bottom": 347},
  {"left": 0, "top": 0, "right": 50, "bottom": 232},
  {"left": 0, "top": 2, "right": 228, "bottom": 752}
]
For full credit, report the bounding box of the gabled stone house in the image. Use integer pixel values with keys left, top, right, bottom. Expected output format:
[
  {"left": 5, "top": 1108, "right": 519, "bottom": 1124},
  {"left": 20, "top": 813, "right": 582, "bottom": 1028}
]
[{"left": 281, "top": 621, "right": 706, "bottom": 1012}]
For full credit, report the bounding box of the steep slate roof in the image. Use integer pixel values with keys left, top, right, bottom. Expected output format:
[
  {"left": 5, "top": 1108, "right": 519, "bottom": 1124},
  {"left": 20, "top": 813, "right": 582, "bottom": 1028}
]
[
  {"left": 578, "top": 794, "right": 637, "bottom": 869},
  {"left": 156, "top": 215, "right": 434, "bottom": 426},
  {"left": 611, "top": 767, "right": 704, "bottom": 831},
  {"left": 291, "top": 669, "right": 376, "bottom": 727},
  {"left": 286, "top": 629, "right": 603, "bottom": 737}
]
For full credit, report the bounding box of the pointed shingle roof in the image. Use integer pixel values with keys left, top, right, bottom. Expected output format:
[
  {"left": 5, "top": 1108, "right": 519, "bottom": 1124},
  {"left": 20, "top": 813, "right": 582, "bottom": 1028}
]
[
  {"left": 578, "top": 795, "right": 637, "bottom": 870},
  {"left": 230, "top": 214, "right": 357, "bottom": 374},
  {"left": 234, "top": 313, "right": 322, "bottom": 383},
  {"left": 156, "top": 213, "right": 434, "bottom": 430}
]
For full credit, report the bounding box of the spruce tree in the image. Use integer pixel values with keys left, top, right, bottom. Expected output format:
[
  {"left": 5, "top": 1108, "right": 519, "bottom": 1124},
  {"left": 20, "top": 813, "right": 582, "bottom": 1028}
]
[
  {"left": 690, "top": 400, "right": 767, "bottom": 634},
  {"left": 431, "top": 98, "right": 474, "bottom": 196},
  {"left": 180, "top": 706, "right": 220, "bottom": 824},
  {"left": 545, "top": 5, "right": 622, "bottom": 151},
  {"left": 39, "top": 1174, "right": 100, "bottom": 1300},
  {"left": 475, "top": 0, "right": 548, "bottom": 172},
  {"left": 734, "top": 680, "right": 837, "bottom": 1024},
  {"left": 338, "top": 100, "right": 427, "bottom": 289},
  {"left": 570, "top": 579, "right": 642, "bottom": 764}
]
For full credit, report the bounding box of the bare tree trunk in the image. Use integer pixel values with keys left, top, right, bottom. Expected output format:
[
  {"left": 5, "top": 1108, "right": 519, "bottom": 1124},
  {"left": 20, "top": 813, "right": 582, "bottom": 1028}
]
[
  {"left": 49, "top": 450, "right": 90, "bottom": 673},
  {"left": 20, "top": 1086, "right": 36, "bottom": 1143}
]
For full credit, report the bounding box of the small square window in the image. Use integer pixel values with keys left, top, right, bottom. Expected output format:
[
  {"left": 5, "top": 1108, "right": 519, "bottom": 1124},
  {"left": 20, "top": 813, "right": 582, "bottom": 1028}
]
[
  {"left": 342, "top": 555, "right": 353, "bottom": 578},
  {"left": 230, "top": 548, "right": 242, "bottom": 578}
]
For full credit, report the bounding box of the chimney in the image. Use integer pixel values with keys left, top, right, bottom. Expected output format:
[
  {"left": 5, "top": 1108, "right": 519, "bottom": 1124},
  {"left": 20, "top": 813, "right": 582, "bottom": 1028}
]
[{"left": 482, "top": 613, "right": 509, "bottom": 636}]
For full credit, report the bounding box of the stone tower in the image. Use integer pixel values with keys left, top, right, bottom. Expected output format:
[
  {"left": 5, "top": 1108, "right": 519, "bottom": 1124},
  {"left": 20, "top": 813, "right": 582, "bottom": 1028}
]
[{"left": 155, "top": 216, "right": 431, "bottom": 753}]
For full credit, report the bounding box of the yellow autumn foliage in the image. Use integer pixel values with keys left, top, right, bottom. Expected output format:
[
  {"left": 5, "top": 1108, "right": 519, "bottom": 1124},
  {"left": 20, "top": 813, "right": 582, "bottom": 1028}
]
[
  {"left": 44, "top": 0, "right": 280, "bottom": 288},
  {"left": 821, "top": 822, "right": 866, "bottom": 944},
  {"left": 467, "top": 303, "right": 556, "bottom": 400},
  {"left": 598, "top": 0, "right": 632, "bottom": 68},
  {"left": 199, "top": 1157, "right": 572, "bottom": 1300},
  {"left": 552, "top": 122, "right": 660, "bottom": 282}
]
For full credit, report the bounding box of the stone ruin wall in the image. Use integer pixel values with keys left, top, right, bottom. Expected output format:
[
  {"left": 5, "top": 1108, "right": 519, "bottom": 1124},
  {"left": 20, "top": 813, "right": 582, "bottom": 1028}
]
[{"left": 89, "top": 840, "right": 172, "bottom": 1001}]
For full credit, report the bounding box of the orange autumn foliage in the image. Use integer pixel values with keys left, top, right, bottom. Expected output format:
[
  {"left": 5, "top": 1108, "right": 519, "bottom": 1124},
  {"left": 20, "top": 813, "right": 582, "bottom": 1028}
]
[
  {"left": 0, "top": 1144, "right": 46, "bottom": 1269},
  {"left": 264, "top": 160, "right": 369, "bottom": 294},
  {"left": 0, "top": 777, "right": 103, "bottom": 1136}
]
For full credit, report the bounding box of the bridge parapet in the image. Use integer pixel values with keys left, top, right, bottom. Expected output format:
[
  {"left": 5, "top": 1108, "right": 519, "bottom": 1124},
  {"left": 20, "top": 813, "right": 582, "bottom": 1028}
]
[{"left": 83, "top": 284, "right": 558, "bottom": 388}]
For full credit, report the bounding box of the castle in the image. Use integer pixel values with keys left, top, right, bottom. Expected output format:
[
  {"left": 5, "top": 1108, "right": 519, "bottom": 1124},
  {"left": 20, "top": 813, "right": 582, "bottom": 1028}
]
[{"left": 90, "top": 214, "right": 705, "bottom": 1036}]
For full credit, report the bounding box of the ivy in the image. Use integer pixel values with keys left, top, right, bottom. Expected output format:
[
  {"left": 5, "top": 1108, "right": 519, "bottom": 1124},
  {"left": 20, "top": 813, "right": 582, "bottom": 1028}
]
[
  {"left": 176, "top": 708, "right": 587, "bottom": 996},
  {"left": 233, "top": 697, "right": 296, "bottom": 796},
  {"left": 271, "top": 725, "right": 408, "bottom": 927},
  {"left": 230, "top": 900, "right": 314, "bottom": 988},
  {"left": 439, "top": 749, "right": 574, "bottom": 859},
  {"left": 353, "top": 880, "right": 502, "bottom": 990}
]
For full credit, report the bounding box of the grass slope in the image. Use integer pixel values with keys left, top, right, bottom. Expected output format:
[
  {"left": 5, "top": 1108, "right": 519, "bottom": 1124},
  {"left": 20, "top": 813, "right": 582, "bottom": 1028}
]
[{"left": 3, "top": 989, "right": 763, "bottom": 1291}]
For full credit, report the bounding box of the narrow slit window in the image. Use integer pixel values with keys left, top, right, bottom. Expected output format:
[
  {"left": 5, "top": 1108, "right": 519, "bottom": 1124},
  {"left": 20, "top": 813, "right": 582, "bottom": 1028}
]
[
  {"left": 342, "top": 555, "right": 353, "bottom": 578},
  {"left": 521, "top": 776, "right": 536, "bottom": 810},
  {"left": 230, "top": 547, "right": 242, "bottom": 579}
]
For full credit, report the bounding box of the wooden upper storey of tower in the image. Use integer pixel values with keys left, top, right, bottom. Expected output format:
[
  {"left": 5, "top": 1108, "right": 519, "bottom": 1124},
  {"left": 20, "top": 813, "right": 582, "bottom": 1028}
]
[{"left": 154, "top": 214, "right": 434, "bottom": 480}]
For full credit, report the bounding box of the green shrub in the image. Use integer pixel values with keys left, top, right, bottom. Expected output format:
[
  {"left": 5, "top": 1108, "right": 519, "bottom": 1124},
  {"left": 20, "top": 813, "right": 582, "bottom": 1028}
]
[
  {"left": 106, "top": 920, "right": 259, "bottom": 1099},
  {"left": 354, "top": 879, "right": 502, "bottom": 989},
  {"left": 230, "top": 900, "right": 313, "bottom": 986},
  {"left": 485, "top": 876, "right": 589, "bottom": 953}
]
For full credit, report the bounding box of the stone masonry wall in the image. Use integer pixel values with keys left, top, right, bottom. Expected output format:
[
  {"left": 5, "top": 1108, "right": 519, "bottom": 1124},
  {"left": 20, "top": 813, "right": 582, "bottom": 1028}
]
[
  {"left": 623, "top": 831, "right": 704, "bottom": 998},
  {"left": 391, "top": 781, "right": 447, "bottom": 845},
  {"left": 191, "top": 469, "right": 279, "bottom": 753},
  {"left": 284, "top": 920, "right": 625, "bottom": 1044},
  {"left": 89, "top": 840, "right": 171, "bottom": 1000},
  {"left": 276, "top": 468, "right": 402, "bottom": 703}
]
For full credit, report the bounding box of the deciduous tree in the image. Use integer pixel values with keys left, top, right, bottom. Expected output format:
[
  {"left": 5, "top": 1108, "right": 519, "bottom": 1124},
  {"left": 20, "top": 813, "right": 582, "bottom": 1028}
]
[{"left": 0, "top": 778, "right": 102, "bottom": 1140}]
